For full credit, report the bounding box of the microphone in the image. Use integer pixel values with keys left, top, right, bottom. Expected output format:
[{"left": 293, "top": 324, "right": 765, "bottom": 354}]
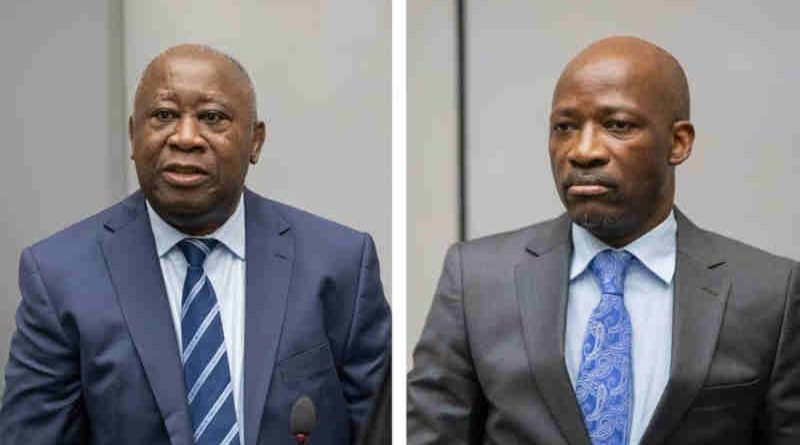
[{"left": 290, "top": 396, "right": 317, "bottom": 444}]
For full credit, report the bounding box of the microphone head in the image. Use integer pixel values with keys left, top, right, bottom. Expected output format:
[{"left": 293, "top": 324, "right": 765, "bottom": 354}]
[{"left": 290, "top": 396, "right": 317, "bottom": 436}]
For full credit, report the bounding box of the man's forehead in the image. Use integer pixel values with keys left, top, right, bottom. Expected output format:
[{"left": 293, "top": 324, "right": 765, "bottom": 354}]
[
  {"left": 557, "top": 55, "right": 649, "bottom": 93},
  {"left": 551, "top": 99, "right": 643, "bottom": 118},
  {"left": 137, "top": 55, "right": 248, "bottom": 100},
  {"left": 554, "top": 54, "right": 669, "bottom": 108},
  {"left": 146, "top": 53, "right": 243, "bottom": 84},
  {"left": 148, "top": 89, "right": 233, "bottom": 105}
]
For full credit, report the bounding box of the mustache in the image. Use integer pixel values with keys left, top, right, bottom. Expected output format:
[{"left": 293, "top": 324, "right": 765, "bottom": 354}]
[{"left": 562, "top": 171, "right": 618, "bottom": 188}]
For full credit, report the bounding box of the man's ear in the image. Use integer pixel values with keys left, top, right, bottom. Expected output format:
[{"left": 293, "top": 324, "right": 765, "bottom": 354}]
[
  {"left": 669, "top": 120, "right": 694, "bottom": 166},
  {"left": 128, "top": 115, "right": 135, "bottom": 160},
  {"left": 249, "top": 121, "right": 266, "bottom": 164}
]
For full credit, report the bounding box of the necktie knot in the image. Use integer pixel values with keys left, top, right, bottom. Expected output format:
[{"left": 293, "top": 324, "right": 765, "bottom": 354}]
[
  {"left": 589, "top": 249, "right": 634, "bottom": 295},
  {"left": 178, "top": 238, "right": 219, "bottom": 267}
]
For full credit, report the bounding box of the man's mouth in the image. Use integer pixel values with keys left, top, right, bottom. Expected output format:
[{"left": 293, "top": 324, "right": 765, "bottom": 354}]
[
  {"left": 564, "top": 175, "right": 617, "bottom": 197},
  {"left": 161, "top": 164, "right": 210, "bottom": 187},
  {"left": 567, "top": 184, "right": 610, "bottom": 196}
]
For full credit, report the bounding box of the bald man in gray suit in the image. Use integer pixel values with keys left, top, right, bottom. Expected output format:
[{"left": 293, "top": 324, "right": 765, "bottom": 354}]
[{"left": 408, "top": 36, "right": 800, "bottom": 445}]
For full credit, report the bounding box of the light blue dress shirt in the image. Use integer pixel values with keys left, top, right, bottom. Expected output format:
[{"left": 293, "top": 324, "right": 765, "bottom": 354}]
[
  {"left": 147, "top": 195, "right": 246, "bottom": 445},
  {"left": 565, "top": 211, "right": 676, "bottom": 445}
]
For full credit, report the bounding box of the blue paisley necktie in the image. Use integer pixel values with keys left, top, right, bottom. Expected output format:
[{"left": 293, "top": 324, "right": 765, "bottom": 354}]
[
  {"left": 178, "top": 238, "right": 239, "bottom": 445},
  {"left": 576, "top": 249, "right": 635, "bottom": 445}
]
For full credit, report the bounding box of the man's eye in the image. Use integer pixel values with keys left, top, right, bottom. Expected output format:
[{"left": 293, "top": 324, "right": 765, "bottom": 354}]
[
  {"left": 153, "top": 109, "right": 176, "bottom": 121},
  {"left": 201, "top": 111, "right": 227, "bottom": 124},
  {"left": 605, "top": 120, "right": 635, "bottom": 133},
  {"left": 552, "top": 122, "right": 576, "bottom": 133}
]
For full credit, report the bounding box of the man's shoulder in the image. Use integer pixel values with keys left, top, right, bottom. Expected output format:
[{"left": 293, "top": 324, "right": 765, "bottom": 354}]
[
  {"left": 28, "top": 192, "right": 141, "bottom": 255},
  {"left": 676, "top": 211, "right": 798, "bottom": 292},
  {"left": 245, "top": 189, "right": 368, "bottom": 247},
  {"left": 683, "top": 217, "right": 797, "bottom": 271},
  {"left": 20, "top": 192, "right": 143, "bottom": 277},
  {"left": 457, "top": 214, "right": 568, "bottom": 255}
]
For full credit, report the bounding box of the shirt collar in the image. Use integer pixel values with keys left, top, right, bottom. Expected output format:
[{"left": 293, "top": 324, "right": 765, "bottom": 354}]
[
  {"left": 146, "top": 194, "right": 246, "bottom": 260},
  {"left": 569, "top": 210, "right": 676, "bottom": 284}
]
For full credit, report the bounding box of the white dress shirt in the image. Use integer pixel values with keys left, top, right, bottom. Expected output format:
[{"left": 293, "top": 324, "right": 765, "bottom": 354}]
[
  {"left": 565, "top": 211, "right": 676, "bottom": 445},
  {"left": 147, "top": 195, "right": 246, "bottom": 445}
]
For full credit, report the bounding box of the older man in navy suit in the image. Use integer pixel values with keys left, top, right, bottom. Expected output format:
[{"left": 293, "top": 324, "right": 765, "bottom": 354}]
[{"left": 0, "top": 44, "right": 390, "bottom": 445}]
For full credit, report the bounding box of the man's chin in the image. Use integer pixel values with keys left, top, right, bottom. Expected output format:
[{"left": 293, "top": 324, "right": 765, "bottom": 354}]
[
  {"left": 575, "top": 212, "right": 618, "bottom": 229},
  {"left": 567, "top": 205, "right": 626, "bottom": 236},
  {"left": 147, "top": 188, "right": 217, "bottom": 219}
]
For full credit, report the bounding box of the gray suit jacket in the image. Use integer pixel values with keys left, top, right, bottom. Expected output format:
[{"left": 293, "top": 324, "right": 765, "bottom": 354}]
[{"left": 408, "top": 210, "right": 800, "bottom": 444}]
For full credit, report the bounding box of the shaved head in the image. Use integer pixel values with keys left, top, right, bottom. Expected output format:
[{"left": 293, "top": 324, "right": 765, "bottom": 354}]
[
  {"left": 134, "top": 44, "right": 258, "bottom": 125},
  {"left": 555, "top": 36, "right": 690, "bottom": 122}
]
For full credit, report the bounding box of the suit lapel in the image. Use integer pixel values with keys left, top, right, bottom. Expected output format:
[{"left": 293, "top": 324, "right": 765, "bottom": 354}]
[
  {"left": 639, "top": 210, "right": 731, "bottom": 445},
  {"left": 515, "top": 215, "right": 591, "bottom": 445},
  {"left": 101, "top": 192, "right": 193, "bottom": 445},
  {"left": 242, "top": 190, "right": 294, "bottom": 445}
]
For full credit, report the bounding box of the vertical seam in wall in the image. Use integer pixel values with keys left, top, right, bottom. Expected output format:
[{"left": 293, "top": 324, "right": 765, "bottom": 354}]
[{"left": 457, "top": 0, "right": 467, "bottom": 241}]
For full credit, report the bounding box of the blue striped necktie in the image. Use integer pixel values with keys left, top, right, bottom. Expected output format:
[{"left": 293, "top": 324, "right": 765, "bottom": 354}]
[
  {"left": 576, "top": 249, "right": 635, "bottom": 445},
  {"left": 178, "top": 238, "right": 239, "bottom": 445}
]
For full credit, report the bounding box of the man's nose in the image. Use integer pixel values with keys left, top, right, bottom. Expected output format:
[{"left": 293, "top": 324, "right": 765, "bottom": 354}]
[
  {"left": 568, "top": 122, "right": 609, "bottom": 168},
  {"left": 168, "top": 115, "right": 205, "bottom": 151}
]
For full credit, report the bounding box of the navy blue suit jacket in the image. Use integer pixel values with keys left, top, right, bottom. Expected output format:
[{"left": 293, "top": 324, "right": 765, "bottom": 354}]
[{"left": 0, "top": 189, "right": 390, "bottom": 444}]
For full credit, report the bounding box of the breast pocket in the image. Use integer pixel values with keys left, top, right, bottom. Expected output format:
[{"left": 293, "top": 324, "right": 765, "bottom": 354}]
[
  {"left": 691, "top": 377, "right": 762, "bottom": 411},
  {"left": 279, "top": 343, "right": 336, "bottom": 383}
]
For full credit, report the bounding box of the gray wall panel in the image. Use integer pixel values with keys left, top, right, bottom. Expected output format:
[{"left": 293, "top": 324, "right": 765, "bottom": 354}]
[
  {"left": 0, "top": 0, "right": 126, "bottom": 391},
  {"left": 408, "top": 0, "right": 460, "bottom": 365}
]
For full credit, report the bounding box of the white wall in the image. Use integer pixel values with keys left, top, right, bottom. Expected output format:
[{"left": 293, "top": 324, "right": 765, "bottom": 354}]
[
  {"left": 408, "top": 0, "right": 460, "bottom": 365},
  {"left": 123, "top": 0, "right": 393, "bottom": 296},
  {"left": 464, "top": 1, "right": 800, "bottom": 262}
]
